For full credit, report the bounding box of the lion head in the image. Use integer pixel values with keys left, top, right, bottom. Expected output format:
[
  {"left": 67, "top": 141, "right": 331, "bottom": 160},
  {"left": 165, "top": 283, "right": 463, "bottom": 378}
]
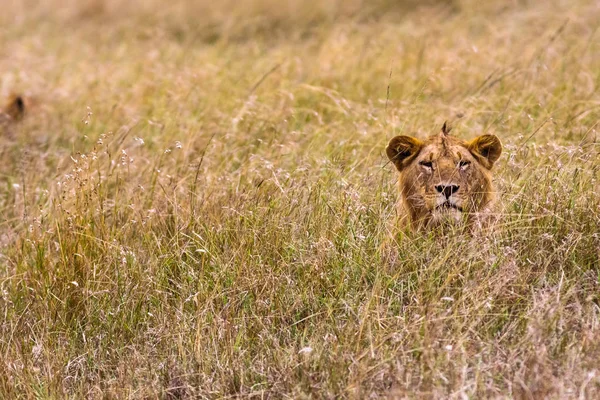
[{"left": 386, "top": 123, "right": 502, "bottom": 230}]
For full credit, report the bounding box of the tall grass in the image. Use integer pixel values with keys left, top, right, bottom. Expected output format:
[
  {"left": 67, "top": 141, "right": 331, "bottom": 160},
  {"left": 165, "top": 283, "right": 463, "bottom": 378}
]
[{"left": 1, "top": 0, "right": 599, "bottom": 397}]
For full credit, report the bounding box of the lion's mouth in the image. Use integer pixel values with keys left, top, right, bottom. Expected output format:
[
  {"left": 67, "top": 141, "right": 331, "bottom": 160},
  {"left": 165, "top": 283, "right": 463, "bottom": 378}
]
[{"left": 435, "top": 202, "right": 463, "bottom": 212}]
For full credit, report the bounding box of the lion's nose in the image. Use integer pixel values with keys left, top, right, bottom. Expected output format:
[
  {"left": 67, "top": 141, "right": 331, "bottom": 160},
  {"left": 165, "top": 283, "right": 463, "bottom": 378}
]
[{"left": 435, "top": 184, "right": 460, "bottom": 199}]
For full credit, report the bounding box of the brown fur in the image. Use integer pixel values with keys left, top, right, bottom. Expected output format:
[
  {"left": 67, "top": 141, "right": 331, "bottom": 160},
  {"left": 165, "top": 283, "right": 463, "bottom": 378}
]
[{"left": 386, "top": 124, "right": 502, "bottom": 230}]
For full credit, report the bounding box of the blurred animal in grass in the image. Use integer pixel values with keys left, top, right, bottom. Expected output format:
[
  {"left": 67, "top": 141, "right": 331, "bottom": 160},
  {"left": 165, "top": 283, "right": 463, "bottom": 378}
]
[{"left": 0, "top": 94, "right": 26, "bottom": 138}]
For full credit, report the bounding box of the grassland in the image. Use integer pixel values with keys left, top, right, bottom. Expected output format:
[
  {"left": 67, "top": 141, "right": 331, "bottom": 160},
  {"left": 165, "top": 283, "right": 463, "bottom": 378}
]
[{"left": 1, "top": 0, "right": 600, "bottom": 398}]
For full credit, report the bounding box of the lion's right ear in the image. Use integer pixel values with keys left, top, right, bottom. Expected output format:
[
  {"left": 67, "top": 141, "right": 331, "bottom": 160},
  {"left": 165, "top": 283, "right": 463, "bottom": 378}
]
[{"left": 386, "top": 135, "right": 424, "bottom": 171}]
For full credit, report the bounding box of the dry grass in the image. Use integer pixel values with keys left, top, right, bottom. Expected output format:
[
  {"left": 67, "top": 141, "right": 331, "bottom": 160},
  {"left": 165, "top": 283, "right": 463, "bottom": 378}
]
[{"left": 1, "top": 0, "right": 600, "bottom": 398}]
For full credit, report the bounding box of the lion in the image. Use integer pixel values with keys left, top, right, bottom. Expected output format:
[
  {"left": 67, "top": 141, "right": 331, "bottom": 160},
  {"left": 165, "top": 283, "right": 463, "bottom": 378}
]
[
  {"left": 0, "top": 94, "right": 26, "bottom": 137},
  {"left": 386, "top": 123, "right": 502, "bottom": 231}
]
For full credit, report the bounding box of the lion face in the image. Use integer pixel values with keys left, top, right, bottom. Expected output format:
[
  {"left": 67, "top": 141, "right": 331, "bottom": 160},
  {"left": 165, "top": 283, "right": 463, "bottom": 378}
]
[{"left": 386, "top": 125, "right": 502, "bottom": 230}]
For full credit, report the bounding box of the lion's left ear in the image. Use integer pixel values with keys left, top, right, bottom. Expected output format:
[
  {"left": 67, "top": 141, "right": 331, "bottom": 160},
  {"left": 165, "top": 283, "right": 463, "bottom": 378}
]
[{"left": 468, "top": 134, "right": 502, "bottom": 169}]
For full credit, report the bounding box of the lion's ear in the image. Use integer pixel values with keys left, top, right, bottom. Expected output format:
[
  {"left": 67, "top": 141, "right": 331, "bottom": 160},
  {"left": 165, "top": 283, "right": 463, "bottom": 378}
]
[
  {"left": 468, "top": 134, "right": 502, "bottom": 169},
  {"left": 386, "top": 135, "right": 423, "bottom": 171}
]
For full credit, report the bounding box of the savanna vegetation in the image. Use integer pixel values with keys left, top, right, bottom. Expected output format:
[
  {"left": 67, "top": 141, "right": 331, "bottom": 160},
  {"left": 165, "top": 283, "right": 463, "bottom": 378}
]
[{"left": 1, "top": 0, "right": 599, "bottom": 397}]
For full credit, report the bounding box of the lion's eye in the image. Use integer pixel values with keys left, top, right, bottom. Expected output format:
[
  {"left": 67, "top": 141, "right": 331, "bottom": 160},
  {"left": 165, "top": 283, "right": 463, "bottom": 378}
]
[
  {"left": 459, "top": 160, "right": 471, "bottom": 170},
  {"left": 419, "top": 161, "right": 433, "bottom": 169}
]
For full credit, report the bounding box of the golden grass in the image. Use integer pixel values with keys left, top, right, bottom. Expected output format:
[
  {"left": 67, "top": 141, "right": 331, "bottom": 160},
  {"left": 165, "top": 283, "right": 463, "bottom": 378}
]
[{"left": 1, "top": 0, "right": 600, "bottom": 398}]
